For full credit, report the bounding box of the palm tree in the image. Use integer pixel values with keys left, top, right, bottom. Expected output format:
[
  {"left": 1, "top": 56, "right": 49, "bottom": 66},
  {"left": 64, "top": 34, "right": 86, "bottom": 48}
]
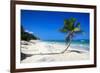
[{"left": 60, "top": 17, "right": 83, "bottom": 53}]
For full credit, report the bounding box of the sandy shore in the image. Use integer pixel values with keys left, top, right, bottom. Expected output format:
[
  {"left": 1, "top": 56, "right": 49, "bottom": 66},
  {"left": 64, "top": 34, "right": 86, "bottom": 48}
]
[{"left": 21, "top": 40, "right": 90, "bottom": 63}]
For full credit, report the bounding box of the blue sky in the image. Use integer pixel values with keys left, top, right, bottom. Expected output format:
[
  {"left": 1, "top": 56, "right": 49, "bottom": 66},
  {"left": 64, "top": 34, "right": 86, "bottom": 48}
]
[{"left": 21, "top": 10, "right": 90, "bottom": 40}]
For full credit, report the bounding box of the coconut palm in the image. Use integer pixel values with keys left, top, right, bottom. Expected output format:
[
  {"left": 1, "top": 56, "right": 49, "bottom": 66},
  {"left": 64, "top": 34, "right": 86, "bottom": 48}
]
[{"left": 60, "top": 17, "right": 83, "bottom": 53}]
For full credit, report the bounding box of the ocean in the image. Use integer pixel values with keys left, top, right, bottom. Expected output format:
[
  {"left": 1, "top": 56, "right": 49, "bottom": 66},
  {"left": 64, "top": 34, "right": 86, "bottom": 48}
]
[{"left": 43, "top": 40, "right": 89, "bottom": 51}]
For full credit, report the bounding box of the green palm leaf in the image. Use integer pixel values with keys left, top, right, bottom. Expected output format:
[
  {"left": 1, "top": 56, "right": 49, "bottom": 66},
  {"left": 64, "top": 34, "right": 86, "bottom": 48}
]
[
  {"left": 75, "top": 22, "right": 80, "bottom": 27},
  {"left": 60, "top": 28, "right": 68, "bottom": 33},
  {"left": 73, "top": 27, "right": 80, "bottom": 32}
]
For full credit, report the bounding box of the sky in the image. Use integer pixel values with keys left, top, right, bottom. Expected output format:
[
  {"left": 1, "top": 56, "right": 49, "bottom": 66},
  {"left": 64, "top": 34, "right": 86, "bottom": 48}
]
[{"left": 21, "top": 10, "right": 90, "bottom": 41}]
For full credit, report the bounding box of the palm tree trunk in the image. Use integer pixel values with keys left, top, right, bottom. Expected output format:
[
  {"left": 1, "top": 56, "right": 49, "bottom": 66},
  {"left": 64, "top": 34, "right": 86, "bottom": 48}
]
[
  {"left": 61, "top": 39, "right": 72, "bottom": 54},
  {"left": 60, "top": 33, "right": 72, "bottom": 54}
]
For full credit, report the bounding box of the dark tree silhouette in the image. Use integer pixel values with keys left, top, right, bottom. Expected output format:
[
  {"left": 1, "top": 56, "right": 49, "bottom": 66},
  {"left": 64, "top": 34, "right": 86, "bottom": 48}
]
[{"left": 21, "top": 25, "right": 38, "bottom": 41}]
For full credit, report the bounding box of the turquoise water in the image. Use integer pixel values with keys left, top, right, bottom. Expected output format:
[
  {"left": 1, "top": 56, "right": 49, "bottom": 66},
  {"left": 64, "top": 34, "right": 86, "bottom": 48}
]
[
  {"left": 70, "top": 40, "right": 89, "bottom": 51},
  {"left": 43, "top": 40, "right": 89, "bottom": 51}
]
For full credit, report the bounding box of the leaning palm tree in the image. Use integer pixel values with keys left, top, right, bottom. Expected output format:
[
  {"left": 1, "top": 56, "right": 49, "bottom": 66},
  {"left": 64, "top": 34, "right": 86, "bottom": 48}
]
[{"left": 60, "top": 17, "right": 83, "bottom": 53}]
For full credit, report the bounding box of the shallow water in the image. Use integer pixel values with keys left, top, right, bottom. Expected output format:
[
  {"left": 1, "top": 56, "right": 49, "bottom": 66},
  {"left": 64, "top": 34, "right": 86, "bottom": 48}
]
[{"left": 43, "top": 39, "right": 89, "bottom": 51}]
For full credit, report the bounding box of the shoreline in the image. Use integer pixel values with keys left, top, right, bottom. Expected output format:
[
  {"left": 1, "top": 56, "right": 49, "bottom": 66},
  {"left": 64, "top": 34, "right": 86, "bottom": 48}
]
[{"left": 21, "top": 40, "right": 90, "bottom": 63}]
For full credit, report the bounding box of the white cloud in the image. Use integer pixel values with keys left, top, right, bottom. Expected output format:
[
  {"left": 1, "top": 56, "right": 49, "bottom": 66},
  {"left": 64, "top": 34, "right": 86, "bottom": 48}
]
[{"left": 25, "top": 30, "right": 33, "bottom": 34}]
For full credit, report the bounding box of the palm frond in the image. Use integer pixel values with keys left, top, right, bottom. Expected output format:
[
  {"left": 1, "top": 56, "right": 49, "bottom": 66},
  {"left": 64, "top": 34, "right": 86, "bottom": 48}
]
[
  {"left": 60, "top": 28, "right": 68, "bottom": 33},
  {"left": 73, "top": 27, "right": 80, "bottom": 32},
  {"left": 64, "top": 18, "right": 75, "bottom": 30},
  {"left": 70, "top": 17, "right": 76, "bottom": 23},
  {"left": 75, "top": 22, "right": 80, "bottom": 27}
]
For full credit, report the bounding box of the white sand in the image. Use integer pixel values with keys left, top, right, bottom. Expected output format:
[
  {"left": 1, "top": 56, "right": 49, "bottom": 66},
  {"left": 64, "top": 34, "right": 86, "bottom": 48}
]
[{"left": 21, "top": 40, "right": 90, "bottom": 63}]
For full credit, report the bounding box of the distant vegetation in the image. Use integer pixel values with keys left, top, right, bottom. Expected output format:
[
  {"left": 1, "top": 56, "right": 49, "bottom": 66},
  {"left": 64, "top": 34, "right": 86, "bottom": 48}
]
[{"left": 21, "top": 25, "right": 38, "bottom": 41}]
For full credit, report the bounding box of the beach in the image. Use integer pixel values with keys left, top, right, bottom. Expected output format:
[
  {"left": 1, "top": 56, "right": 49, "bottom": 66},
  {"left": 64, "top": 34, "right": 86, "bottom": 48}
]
[{"left": 21, "top": 40, "right": 90, "bottom": 63}]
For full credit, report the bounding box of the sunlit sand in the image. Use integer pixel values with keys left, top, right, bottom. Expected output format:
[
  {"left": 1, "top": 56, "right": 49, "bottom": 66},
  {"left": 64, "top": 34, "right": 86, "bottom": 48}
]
[{"left": 21, "top": 40, "right": 89, "bottom": 63}]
